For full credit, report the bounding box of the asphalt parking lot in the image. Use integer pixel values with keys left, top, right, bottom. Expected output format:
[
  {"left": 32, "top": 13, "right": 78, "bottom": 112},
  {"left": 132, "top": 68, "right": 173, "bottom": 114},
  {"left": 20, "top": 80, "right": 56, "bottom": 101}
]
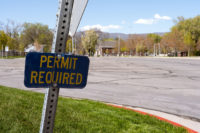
[{"left": 0, "top": 57, "right": 200, "bottom": 120}]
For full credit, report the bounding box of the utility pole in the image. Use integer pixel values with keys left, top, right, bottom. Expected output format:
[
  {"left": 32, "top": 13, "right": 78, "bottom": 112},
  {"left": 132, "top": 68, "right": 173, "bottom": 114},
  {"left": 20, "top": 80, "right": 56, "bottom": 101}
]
[{"left": 39, "top": 0, "right": 74, "bottom": 133}]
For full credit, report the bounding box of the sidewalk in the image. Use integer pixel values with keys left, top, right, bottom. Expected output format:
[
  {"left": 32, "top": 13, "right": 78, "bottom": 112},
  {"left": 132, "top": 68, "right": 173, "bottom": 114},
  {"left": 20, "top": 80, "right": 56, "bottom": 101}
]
[{"left": 108, "top": 104, "right": 200, "bottom": 133}]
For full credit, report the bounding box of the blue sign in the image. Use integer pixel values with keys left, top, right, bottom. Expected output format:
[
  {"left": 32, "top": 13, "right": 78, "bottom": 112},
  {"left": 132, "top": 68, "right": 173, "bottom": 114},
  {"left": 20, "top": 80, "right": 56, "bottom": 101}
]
[{"left": 24, "top": 52, "right": 90, "bottom": 88}]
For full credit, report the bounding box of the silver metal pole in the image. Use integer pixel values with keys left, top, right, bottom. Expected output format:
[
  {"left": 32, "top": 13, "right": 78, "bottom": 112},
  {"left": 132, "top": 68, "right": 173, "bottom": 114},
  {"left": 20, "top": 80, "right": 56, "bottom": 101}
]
[{"left": 39, "top": 0, "right": 74, "bottom": 133}]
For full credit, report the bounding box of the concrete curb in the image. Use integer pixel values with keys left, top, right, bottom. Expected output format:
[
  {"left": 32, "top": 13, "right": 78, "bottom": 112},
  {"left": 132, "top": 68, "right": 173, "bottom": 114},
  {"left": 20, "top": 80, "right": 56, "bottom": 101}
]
[{"left": 108, "top": 104, "right": 199, "bottom": 133}]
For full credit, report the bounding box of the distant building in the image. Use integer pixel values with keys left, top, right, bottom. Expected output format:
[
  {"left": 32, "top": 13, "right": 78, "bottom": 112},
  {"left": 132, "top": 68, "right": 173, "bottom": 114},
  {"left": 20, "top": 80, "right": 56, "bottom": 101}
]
[
  {"left": 96, "top": 40, "right": 117, "bottom": 56},
  {"left": 24, "top": 43, "right": 45, "bottom": 53}
]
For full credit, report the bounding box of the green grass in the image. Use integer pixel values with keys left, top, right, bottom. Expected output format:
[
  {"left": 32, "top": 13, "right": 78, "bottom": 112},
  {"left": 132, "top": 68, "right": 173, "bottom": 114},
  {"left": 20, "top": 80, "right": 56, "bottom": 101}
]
[{"left": 0, "top": 85, "right": 187, "bottom": 133}]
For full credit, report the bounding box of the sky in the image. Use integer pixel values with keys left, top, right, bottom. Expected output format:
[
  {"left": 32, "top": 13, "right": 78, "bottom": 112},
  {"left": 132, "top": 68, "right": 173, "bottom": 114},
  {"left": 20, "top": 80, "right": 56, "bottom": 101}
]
[{"left": 0, "top": 0, "right": 200, "bottom": 34}]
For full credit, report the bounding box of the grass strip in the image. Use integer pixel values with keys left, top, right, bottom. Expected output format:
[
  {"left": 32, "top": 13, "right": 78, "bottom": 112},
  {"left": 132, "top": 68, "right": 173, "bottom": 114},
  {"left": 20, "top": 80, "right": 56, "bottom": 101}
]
[{"left": 0, "top": 85, "right": 187, "bottom": 133}]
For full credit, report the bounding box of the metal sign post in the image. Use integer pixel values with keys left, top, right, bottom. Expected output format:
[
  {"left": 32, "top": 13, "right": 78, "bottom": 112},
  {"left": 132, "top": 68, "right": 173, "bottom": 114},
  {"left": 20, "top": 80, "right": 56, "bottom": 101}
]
[
  {"left": 23, "top": 0, "right": 89, "bottom": 132},
  {"left": 39, "top": 0, "right": 74, "bottom": 132}
]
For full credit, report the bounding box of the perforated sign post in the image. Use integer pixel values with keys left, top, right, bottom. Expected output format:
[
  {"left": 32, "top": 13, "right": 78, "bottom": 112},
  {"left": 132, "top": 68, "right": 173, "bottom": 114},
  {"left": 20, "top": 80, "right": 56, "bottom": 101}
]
[{"left": 23, "top": 0, "right": 89, "bottom": 133}]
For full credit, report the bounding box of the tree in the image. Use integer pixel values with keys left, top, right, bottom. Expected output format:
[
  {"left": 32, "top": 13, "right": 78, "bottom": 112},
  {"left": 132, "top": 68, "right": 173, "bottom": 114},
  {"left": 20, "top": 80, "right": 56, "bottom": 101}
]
[
  {"left": 173, "top": 16, "right": 200, "bottom": 55},
  {"left": 160, "top": 27, "right": 184, "bottom": 56},
  {"left": 170, "top": 27, "right": 184, "bottom": 52},
  {"left": 3, "top": 20, "right": 22, "bottom": 51},
  {"left": 0, "top": 31, "right": 8, "bottom": 51},
  {"left": 184, "top": 32, "right": 195, "bottom": 56},
  {"left": 136, "top": 43, "right": 146, "bottom": 56},
  {"left": 146, "top": 34, "right": 162, "bottom": 55},
  {"left": 20, "top": 23, "right": 53, "bottom": 52},
  {"left": 147, "top": 34, "right": 161, "bottom": 44},
  {"left": 160, "top": 33, "right": 171, "bottom": 54},
  {"left": 119, "top": 39, "right": 128, "bottom": 53},
  {"left": 145, "top": 35, "right": 153, "bottom": 54},
  {"left": 73, "top": 32, "right": 84, "bottom": 55},
  {"left": 66, "top": 38, "right": 72, "bottom": 53},
  {"left": 126, "top": 34, "right": 145, "bottom": 55},
  {"left": 0, "top": 21, "right": 3, "bottom": 30},
  {"left": 81, "top": 30, "right": 98, "bottom": 56},
  {"left": 6, "top": 36, "right": 14, "bottom": 50}
]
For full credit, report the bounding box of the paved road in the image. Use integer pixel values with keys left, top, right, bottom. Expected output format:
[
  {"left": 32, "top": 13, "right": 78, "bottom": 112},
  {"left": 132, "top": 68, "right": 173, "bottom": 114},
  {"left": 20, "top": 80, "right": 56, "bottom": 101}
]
[{"left": 0, "top": 57, "right": 200, "bottom": 120}]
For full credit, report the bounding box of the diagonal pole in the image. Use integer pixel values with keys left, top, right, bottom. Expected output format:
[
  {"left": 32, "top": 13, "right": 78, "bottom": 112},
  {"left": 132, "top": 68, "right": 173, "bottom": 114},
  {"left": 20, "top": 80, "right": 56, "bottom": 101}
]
[{"left": 39, "top": 0, "right": 74, "bottom": 133}]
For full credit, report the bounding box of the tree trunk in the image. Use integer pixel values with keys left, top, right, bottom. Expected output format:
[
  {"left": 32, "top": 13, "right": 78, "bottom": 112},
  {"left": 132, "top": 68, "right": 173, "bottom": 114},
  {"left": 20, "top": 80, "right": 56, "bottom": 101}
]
[{"left": 188, "top": 48, "right": 190, "bottom": 57}]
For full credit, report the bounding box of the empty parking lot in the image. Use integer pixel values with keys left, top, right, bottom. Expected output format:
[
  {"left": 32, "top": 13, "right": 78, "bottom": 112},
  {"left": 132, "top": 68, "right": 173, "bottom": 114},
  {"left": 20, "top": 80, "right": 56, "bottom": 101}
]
[{"left": 0, "top": 57, "right": 200, "bottom": 120}]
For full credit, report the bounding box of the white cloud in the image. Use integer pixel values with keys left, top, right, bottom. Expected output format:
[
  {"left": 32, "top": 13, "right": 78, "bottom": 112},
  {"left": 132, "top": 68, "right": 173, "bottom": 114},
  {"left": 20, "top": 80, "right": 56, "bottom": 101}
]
[
  {"left": 154, "top": 14, "right": 171, "bottom": 20},
  {"left": 80, "top": 24, "right": 121, "bottom": 32},
  {"left": 134, "top": 14, "right": 171, "bottom": 25},
  {"left": 134, "top": 19, "right": 155, "bottom": 25}
]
